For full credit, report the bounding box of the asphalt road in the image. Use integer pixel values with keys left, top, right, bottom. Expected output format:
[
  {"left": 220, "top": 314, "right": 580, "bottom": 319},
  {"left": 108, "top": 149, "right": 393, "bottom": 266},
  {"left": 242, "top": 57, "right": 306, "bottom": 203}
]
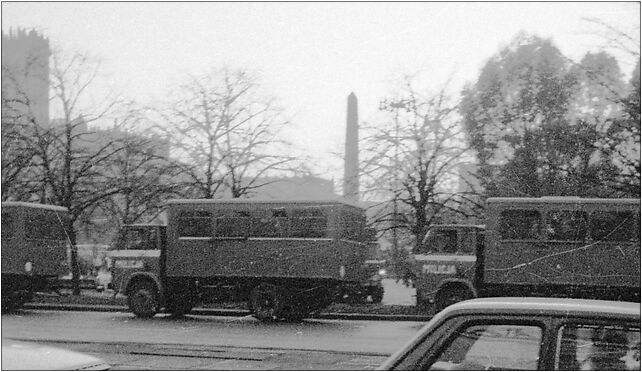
[{"left": 2, "top": 309, "right": 426, "bottom": 370}]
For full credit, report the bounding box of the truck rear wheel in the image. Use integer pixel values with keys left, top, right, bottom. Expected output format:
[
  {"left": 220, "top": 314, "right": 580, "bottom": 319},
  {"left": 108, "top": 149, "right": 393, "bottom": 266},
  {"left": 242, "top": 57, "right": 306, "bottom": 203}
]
[
  {"left": 249, "top": 283, "right": 286, "bottom": 322},
  {"left": 435, "top": 286, "right": 472, "bottom": 313},
  {"left": 128, "top": 281, "right": 159, "bottom": 318}
]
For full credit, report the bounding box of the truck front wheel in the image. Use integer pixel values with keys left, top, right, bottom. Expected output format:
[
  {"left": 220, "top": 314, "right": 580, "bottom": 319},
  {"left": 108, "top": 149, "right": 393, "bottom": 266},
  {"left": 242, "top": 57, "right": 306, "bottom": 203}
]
[
  {"left": 249, "top": 283, "right": 286, "bottom": 322},
  {"left": 128, "top": 281, "right": 159, "bottom": 318}
]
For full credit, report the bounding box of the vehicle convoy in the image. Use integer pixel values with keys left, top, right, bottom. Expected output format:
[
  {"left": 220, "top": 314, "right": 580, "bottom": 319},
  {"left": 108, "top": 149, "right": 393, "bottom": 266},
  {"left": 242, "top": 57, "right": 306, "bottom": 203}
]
[
  {"left": 412, "top": 197, "right": 641, "bottom": 312},
  {"left": 1, "top": 202, "right": 69, "bottom": 310},
  {"left": 379, "top": 297, "right": 641, "bottom": 370},
  {"left": 109, "top": 199, "right": 378, "bottom": 321}
]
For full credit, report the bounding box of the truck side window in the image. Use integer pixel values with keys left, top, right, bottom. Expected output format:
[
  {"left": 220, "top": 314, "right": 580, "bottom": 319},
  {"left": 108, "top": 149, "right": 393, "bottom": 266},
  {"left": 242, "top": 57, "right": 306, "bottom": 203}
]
[
  {"left": 215, "top": 211, "right": 250, "bottom": 237},
  {"left": 590, "top": 211, "right": 638, "bottom": 242},
  {"left": 291, "top": 208, "right": 327, "bottom": 238},
  {"left": 498, "top": 210, "right": 541, "bottom": 240},
  {"left": 546, "top": 210, "right": 588, "bottom": 241},
  {"left": 25, "top": 212, "right": 66, "bottom": 240},
  {"left": 339, "top": 210, "right": 365, "bottom": 240},
  {"left": 251, "top": 209, "right": 288, "bottom": 237},
  {"left": 124, "top": 229, "right": 148, "bottom": 250},
  {"left": 424, "top": 230, "right": 457, "bottom": 253},
  {"left": 178, "top": 211, "right": 213, "bottom": 238}
]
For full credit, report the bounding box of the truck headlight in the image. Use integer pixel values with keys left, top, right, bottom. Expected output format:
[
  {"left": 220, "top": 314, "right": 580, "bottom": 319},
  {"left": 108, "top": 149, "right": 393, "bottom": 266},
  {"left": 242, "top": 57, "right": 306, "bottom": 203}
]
[{"left": 24, "top": 261, "right": 33, "bottom": 274}]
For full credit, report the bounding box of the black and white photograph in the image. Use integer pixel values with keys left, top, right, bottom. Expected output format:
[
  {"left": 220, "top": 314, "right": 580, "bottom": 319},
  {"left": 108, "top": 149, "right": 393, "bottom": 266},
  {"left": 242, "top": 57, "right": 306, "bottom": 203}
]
[{"left": 1, "top": 2, "right": 640, "bottom": 370}]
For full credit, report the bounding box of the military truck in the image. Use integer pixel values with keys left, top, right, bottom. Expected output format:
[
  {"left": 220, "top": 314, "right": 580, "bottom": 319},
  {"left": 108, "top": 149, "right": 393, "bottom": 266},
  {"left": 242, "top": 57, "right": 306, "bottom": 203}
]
[
  {"left": 1, "top": 202, "right": 69, "bottom": 309},
  {"left": 412, "top": 197, "right": 641, "bottom": 312},
  {"left": 109, "top": 199, "right": 375, "bottom": 321}
]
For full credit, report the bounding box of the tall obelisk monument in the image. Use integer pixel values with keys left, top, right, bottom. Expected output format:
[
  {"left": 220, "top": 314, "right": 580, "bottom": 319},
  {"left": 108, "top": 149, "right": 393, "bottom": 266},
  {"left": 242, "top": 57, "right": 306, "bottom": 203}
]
[{"left": 344, "top": 92, "right": 359, "bottom": 202}]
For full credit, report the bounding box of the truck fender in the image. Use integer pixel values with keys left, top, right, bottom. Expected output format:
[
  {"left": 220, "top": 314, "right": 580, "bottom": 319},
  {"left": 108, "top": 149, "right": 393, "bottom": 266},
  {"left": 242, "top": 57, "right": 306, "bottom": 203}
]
[
  {"left": 124, "top": 272, "right": 164, "bottom": 304},
  {"left": 437, "top": 278, "right": 477, "bottom": 298}
]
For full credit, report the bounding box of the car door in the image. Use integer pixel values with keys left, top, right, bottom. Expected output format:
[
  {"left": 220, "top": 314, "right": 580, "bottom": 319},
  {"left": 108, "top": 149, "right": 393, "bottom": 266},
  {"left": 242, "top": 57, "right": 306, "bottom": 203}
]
[{"left": 391, "top": 314, "right": 550, "bottom": 370}]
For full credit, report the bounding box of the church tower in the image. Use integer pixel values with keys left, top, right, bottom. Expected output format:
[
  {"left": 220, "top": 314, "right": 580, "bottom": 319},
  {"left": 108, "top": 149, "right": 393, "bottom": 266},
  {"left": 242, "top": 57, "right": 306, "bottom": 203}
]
[{"left": 1, "top": 28, "right": 50, "bottom": 127}]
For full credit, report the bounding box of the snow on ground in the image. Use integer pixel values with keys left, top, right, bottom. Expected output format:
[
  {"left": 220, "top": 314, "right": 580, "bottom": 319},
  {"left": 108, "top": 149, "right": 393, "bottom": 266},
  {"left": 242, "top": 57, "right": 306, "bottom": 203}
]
[{"left": 381, "top": 278, "right": 416, "bottom": 306}]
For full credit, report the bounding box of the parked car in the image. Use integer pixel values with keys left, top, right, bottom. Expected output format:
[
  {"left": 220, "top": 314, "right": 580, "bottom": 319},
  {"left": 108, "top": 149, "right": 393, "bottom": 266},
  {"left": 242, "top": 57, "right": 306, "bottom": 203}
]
[
  {"left": 379, "top": 297, "right": 640, "bottom": 371},
  {"left": 2, "top": 339, "right": 110, "bottom": 370}
]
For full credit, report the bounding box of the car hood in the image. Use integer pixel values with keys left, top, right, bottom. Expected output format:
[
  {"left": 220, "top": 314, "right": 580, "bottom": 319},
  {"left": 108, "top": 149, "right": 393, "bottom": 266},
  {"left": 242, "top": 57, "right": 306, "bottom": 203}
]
[{"left": 2, "top": 339, "right": 110, "bottom": 370}]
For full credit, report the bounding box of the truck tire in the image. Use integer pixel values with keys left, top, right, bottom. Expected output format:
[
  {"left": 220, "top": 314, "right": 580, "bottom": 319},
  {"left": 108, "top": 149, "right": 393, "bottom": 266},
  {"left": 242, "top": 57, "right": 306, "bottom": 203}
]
[
  {"left": 249, "top": 283, "right": 287, "bottom": 322},
  {"left": 435, "top": 286, "right": 472, "bottom": 313},
  {"left": 128, "top": 281, "right": 159, "bottom": 318}
]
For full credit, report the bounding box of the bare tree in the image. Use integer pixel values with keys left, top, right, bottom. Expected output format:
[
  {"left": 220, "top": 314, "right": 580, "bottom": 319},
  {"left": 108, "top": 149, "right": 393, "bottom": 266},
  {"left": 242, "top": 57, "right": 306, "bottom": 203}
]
[
  {"left": 156, "top": 67, "right": 299, "bottom": 199},
  {"left": 28, "top": 48, "right": 131, "bottom": 294},
  {"left": 582, "top": 17, "right": 640, "bottom": 60},
  {"left": 1, "top": 61, "right": 47, "bottom": 200},
  {"left": 91, "top": 103, "right": 183, "bottom": 232},
  {"left": 361, "top": 76, "right": 471, "bottom": 275}
]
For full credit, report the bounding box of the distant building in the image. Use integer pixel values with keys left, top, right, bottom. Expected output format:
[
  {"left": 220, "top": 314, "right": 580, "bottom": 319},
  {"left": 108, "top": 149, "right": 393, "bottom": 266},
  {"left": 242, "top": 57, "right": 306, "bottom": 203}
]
[
  {"left": 1, "top": 28, "right": 50, "bottom": 127},
  {"left": 48, "top": 117, "right": 171, "bottom": 159}
]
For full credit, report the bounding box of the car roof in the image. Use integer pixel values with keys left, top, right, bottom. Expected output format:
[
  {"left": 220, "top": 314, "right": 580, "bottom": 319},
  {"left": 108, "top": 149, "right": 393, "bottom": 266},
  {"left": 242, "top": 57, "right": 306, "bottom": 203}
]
[{"left": 440, "top": 297, "right": 640, "bottom": 318}]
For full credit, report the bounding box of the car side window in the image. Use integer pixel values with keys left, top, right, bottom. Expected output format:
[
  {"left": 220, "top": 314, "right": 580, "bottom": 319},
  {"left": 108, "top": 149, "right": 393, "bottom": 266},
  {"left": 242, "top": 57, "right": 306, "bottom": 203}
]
[
  {"left": 556, "top": 324, "right": 640, "bottom": 371},
  {"left": 427, "top": 323, "right": 543, "bottom": 370}
]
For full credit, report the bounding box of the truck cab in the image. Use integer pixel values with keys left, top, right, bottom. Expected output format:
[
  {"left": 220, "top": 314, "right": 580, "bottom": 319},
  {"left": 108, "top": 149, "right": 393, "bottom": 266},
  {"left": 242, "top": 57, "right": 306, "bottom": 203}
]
[
  {"left": 108, "top": 224, "right": 166, "bottom": 306},
  {"left": 412, "top": 224, "right": 484, "bottom": 311}
]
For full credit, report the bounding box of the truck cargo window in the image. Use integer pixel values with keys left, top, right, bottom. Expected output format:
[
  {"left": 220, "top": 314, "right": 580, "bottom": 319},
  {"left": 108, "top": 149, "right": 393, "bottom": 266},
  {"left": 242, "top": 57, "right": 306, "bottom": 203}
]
[
  {"left": 590, "top": 211, "right": 638, "bottom": 242},
  {"left": 25, "top": 212, "right": 66, "bottom": 240},
  {"left": 178, "top": 211, "right": 213, "bottom": 238},
  {"left": 291, "top": 208, "right": 327, "bottom": 238},
  {"left": 498, "top": 210, "right": 541, "bottom": 240},
  {"left": 250, "top": 209, "right": 288, "bottom": 237},
  {"left": 545, "top": 210, "right": 588, "bottom": 241},
  {"left": 214, "top": 212, "right": 250, "bottom": 238}
]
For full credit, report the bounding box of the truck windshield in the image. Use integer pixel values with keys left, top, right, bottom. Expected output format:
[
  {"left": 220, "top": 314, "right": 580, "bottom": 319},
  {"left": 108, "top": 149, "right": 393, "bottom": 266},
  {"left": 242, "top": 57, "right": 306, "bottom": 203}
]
[
  {"left": 117, "top": 228, "right": 157, "bottom": 250},
  {"left": 419, "top": 229, "right": 457, "bottom": 254}
]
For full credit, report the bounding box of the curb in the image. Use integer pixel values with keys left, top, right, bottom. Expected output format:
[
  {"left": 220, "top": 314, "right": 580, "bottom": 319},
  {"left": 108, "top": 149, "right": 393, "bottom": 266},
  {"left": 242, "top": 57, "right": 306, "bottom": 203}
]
[{"left": 23, "top": 303, "right": 433, "bottom": 322}]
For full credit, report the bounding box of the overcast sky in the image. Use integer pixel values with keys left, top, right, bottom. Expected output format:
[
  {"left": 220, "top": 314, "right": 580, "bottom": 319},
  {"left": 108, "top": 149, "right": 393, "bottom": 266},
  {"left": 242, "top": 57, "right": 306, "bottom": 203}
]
[{"left": 2, "top": 2, "right": 640, "bottom": 179}]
